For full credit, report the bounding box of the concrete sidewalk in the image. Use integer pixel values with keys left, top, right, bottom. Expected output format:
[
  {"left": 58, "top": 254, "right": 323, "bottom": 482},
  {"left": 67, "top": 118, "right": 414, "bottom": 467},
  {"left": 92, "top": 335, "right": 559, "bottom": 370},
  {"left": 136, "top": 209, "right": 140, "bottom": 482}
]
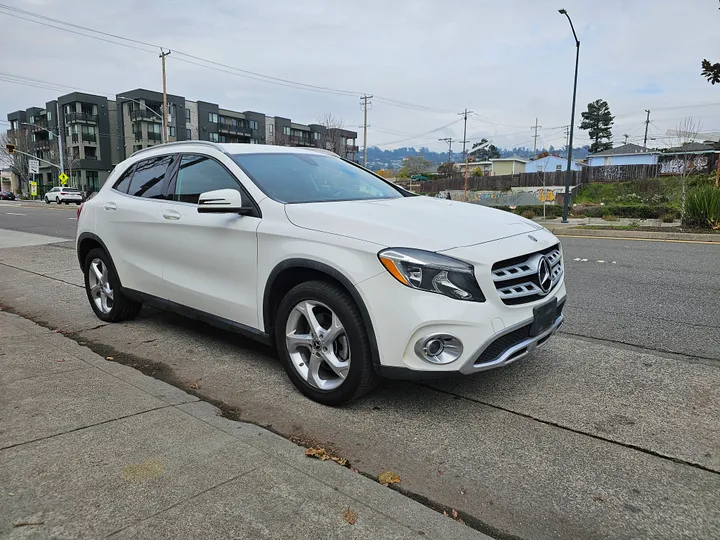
[{"left": 0, "top": 310, "right": 488, "bottom": 540}]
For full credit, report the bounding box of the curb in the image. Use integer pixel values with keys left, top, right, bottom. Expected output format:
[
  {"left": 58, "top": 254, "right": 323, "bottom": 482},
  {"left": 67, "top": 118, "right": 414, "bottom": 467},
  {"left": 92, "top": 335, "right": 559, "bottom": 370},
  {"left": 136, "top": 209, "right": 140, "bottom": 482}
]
[{"left": 546, "top": 227, "right": 720, "bottom": 243}]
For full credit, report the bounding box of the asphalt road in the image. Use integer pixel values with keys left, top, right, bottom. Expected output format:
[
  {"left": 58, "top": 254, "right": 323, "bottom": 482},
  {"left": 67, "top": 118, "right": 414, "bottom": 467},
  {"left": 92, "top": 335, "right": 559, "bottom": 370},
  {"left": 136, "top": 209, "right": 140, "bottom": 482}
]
[
  {"left": 0, "top": 222, "right": 718, "bottom": 540},
  {"left": 0, "top": 200, "right": 78, "bottom": 239}
]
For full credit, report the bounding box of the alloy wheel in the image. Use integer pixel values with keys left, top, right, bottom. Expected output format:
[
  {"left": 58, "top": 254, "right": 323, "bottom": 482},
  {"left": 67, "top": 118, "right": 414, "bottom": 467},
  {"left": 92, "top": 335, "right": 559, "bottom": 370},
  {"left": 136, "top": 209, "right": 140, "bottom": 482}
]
[
  {"left": 285, "top": 300, "right": 350, "bottom": 391},
  {"left": 88, "top": 258, "right": 114, "bottom": 314}
]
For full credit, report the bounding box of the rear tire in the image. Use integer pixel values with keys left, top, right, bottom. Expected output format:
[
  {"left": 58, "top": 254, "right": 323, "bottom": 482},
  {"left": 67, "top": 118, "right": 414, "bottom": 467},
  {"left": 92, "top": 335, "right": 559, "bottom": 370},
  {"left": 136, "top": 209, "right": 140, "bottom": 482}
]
[
  {"left": 275, "top": 280, "right": 376, "bottom": 405},
  {"left": 56, "top": 198, "right": 61, "bottom": 204},
  {"left": 83, "top": 248, "right": 142, "bottom": 322}
]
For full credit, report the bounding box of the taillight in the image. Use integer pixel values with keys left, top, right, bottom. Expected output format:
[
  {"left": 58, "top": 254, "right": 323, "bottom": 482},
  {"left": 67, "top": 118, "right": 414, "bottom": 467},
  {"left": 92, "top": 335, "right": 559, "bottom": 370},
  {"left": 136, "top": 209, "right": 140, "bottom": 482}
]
[{"left": 77, "top": 203, "right": 83, "bottom": 220}]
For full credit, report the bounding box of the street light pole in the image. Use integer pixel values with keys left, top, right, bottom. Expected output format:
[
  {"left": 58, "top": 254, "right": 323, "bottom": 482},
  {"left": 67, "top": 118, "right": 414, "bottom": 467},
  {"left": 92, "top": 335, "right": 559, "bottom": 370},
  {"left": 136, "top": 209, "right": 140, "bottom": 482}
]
[
  {"left": 559, "top": 8, "right": 580, "bottom": 224},
  {"left": 22, "top": 118, "right": 65, "bottom": 180},
  {"left": 56, "top": 102, "right": 65, "bottom": 175}
]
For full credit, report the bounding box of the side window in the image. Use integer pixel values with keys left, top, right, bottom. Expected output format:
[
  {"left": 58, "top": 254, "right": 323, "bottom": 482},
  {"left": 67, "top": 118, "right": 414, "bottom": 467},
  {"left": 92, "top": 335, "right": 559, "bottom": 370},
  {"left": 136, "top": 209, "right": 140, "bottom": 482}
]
[
  {"left": 112, "top": 165, "right": 135, "bottom": 194},
  {"left": 173, "top": 155, "right": 240, "bottom": 204},
  {"left": 127, "top": 155, "right": 174, "bottom": 199}
]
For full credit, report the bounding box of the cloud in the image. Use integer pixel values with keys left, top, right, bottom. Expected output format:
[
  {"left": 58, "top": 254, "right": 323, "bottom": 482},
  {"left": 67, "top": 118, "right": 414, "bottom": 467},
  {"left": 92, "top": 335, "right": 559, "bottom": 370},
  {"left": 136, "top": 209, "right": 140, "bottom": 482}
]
[{"left": 1, "top": 0, "right": 719, "bottom": 151}]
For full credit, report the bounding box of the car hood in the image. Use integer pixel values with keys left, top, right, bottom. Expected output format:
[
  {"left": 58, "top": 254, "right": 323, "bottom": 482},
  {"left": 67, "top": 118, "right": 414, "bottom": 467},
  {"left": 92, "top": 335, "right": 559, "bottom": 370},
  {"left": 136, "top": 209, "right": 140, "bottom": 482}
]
[{"left": 284, "top": 196, "right": 542, "bottom": 252}]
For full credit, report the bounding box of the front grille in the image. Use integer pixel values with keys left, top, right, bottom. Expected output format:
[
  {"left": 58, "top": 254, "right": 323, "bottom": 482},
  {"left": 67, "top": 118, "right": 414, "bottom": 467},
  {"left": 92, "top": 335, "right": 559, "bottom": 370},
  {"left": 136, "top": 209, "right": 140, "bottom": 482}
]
[{"left": 491, "top": 244, "right": 563, "bottom": 305}]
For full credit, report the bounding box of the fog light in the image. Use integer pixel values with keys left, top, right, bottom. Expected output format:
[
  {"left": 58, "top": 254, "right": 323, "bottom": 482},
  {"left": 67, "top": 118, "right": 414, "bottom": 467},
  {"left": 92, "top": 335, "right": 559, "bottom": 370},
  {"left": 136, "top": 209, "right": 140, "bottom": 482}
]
[{"left": 414, "top": 334, "right": 463, "bottom": 365}]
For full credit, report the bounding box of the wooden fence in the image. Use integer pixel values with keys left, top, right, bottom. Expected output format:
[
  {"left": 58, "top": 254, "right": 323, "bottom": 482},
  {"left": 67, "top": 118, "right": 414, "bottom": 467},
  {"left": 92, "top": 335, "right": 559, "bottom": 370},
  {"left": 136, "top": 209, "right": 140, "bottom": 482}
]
[{"left": 393, "top": 162, "right": 702, "bottom": 194}]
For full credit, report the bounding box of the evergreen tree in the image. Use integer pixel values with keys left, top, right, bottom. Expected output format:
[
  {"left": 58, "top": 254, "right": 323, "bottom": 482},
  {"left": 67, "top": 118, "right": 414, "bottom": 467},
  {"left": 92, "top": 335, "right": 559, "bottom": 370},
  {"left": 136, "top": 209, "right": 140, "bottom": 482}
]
[{"left": 580, "top": 99, "right": 614, "bottom": 153}]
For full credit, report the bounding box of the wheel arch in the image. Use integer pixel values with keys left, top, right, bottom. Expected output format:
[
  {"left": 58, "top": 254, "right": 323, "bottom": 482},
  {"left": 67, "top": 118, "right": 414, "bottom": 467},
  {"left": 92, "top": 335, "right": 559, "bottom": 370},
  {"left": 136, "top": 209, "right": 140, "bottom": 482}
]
[
  {"left": 263, "top": 259, "right": 382, "bottom": 371},
  {"left": 76, "top": 233, "right": 124, "bottom": 289}
]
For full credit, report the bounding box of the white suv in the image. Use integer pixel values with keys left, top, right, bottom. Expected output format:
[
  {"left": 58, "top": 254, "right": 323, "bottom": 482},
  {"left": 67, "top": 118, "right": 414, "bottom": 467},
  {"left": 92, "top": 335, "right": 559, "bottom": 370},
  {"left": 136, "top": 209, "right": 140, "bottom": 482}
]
[
  {"left": 76, "top": 142, "right": 566, "bottom": 404},
  {"left": 46, "top": 186, "right": 83, "bottom": 205}
]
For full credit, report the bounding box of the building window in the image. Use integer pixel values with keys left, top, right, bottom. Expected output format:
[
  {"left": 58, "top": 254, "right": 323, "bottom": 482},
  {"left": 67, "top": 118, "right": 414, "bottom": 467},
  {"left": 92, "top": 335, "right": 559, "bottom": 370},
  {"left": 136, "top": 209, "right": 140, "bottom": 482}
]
[
  {"left": 185, "top": 109, "right": 191, "bottom": 122},
  {"left": 169, "top": 126, "right": 176, "bottom": 137},
  {"left": 219, "top": 135, "right": 227, "bottom": 143},
  {"left": 209, "top": 132, "right": 219, "bottom": 142},
  {"left": 268, "top": 124, "right": 273, "bottom": 135},
  {"left": 537, "top": 166, "right": 543, "bottom": 172},
  {"left": 47, "top": 111, "right": 52, "bottom": 121},
  {"left": 313, "top": 132, "right": 319, "bottom": 140},
  {"left": 556, "top": 165, "right": 562, "bottom": 171},
  {"left": 208, "top": 112, "right": 218, "bottom": 123},
  {"left": 186, "top": 128, "right": 192, "bottom": 139},
  {"left": 249, "top": 120, "right": 258, "bottom": 130},
  {"left": 86, "top": 171, "right": 99, "bottom": 191},
  {"left": 133, "top": 144, "right": 143, "bottom": 152},
  {"left": 283, "top": 126, "right": 291, "bottom": 136}
]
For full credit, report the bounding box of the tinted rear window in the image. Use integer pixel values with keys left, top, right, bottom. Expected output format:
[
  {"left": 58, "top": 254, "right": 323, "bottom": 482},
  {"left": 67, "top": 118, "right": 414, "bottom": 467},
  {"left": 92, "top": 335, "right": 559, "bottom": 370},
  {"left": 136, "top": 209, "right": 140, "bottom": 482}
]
[
  {"left": 127, "top": 155, "right": 174, "bottom": 199},
  {"left": 113, "top": 165, "right": 135, "bottom": 194}
]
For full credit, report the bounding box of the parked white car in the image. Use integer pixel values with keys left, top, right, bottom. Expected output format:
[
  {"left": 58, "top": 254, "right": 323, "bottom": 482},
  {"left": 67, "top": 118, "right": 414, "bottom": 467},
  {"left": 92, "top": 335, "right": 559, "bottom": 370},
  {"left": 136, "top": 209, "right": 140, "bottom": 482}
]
[
  {"left": 46, "top": 186, "right": 83, "bottom": 205},
  {"left": 76, "top": 142, "right": 566, "bottom": 404}
]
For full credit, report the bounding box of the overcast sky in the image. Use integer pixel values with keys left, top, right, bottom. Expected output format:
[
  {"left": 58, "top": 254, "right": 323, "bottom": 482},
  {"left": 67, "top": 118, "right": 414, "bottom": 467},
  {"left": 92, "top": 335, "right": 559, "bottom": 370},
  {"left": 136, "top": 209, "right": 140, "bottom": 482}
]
[{"left": 2, "top": 0, "right": 719, "bottom": 152}]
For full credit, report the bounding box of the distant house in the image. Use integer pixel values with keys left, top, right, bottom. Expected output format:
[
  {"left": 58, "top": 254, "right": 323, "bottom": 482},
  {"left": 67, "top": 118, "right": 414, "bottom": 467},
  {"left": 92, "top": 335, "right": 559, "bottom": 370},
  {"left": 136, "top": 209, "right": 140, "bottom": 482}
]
[
  {"left": 659, "top": 142, "right": 720, "bottom": 175},
  {"left": 587, "top": 143, "right": 660, "bottom": 167},
  {"left": 457, "top": 160, "right": 492, "bottom": 175},
  {"left": 525, "top": 155, "right": 582, "bottom": 173},
  {"left": 490, "top": 156, "right": 527, "bottom": 175}
]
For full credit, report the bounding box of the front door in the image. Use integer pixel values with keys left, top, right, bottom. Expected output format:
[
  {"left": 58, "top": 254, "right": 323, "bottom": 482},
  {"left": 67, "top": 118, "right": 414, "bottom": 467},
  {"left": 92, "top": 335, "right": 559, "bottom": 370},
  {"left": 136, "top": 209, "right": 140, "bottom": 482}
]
[{"left": 160, "top": 154, "right": 260, "bottom": 328}]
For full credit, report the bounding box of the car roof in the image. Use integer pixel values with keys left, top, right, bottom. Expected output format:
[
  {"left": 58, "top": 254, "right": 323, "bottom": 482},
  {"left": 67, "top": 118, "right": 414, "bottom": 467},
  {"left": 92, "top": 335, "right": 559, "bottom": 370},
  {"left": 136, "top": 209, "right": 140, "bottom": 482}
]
[{"left": 130, "top": 141, "right": 340, "bottom": 160}]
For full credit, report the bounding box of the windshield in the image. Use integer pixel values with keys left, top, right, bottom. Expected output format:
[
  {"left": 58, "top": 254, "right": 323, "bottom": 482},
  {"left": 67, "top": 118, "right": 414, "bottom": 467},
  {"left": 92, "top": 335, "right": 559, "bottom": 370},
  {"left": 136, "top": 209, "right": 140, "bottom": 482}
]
[{"left": 231, "top": 153, "right": 404, "bottom": 204}]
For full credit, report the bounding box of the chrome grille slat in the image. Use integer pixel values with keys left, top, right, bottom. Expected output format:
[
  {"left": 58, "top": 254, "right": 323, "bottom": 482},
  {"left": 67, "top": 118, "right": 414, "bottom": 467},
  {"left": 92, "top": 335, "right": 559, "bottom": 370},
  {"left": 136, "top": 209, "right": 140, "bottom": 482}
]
[{"left": 492, "top": 246, "right": 563, "bottom": 305}]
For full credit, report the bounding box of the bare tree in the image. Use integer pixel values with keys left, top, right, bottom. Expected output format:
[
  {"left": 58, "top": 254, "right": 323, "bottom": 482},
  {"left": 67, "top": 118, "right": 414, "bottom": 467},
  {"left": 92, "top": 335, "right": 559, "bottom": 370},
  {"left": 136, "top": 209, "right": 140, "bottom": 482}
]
[
  {"left": 317, "top": 113, "right": 345, "bottom": 155},
  {"left": 1, "top": 129, "right": 33, "bottom": 194},
  {"left": 673, "top": 117, "right": 702, "bottom": 220}
]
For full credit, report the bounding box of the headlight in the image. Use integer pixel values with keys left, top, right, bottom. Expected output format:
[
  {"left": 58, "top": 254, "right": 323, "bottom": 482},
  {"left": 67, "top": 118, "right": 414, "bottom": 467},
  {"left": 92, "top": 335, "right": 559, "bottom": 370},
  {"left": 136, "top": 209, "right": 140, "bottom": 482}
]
[{"left": 378, "top": 248, "right": 485, "bottom": 302}]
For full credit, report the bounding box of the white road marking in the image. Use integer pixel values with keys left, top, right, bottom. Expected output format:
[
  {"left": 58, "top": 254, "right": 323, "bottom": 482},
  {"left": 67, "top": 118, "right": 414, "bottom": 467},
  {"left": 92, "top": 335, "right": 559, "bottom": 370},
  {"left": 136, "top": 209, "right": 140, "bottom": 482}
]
[
  {"left": 5, "top": 212, "right": 26, "bottom": 216},
  {"left": 573, "top": 257, "right": 581, "bottom": 261},
  {"left": 597, "top": 260, "right": 605, "bottom": 263},
  {"left": 68, "top": 217, "right": 76, "bottom": 220},
  {"left": 581, "top": 258, "right": 588, "bottom": 262}
]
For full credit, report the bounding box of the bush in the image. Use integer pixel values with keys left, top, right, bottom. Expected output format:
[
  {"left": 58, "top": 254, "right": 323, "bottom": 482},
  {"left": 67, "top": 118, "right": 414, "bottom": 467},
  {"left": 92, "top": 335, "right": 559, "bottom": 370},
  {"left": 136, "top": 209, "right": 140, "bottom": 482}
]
[
  {"left": 684, "top": 185, "right": 720, "bottom": 229},
  {"left": 521, "top": 210, "right": 536, "bottom": 219},
  {"left": 602, "top": 214, "right": 619, "bottom": 221},
  {"left": 661, "top": 214, "right": 675, "bottom": 223}
]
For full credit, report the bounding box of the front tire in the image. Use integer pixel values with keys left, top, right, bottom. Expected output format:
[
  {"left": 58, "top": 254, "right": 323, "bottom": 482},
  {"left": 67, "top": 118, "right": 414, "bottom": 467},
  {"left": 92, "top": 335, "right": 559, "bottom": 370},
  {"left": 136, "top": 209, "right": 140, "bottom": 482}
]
[
  {"left": 44, "top": 197, "right": 50, "bottom": 204},
  {"left": 83, "top": 248, "right": 142, "bottom": 322},
  {"left": 275, "top": 280, "right": 376, "bottom": 405}
]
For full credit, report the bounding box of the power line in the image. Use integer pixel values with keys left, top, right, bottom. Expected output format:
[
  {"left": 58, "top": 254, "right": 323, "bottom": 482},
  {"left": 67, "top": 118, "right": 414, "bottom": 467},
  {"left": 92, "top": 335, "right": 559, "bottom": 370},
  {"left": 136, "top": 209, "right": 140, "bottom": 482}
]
[{"left": 374, "top": 119, "right": 464, "bottom": 147}]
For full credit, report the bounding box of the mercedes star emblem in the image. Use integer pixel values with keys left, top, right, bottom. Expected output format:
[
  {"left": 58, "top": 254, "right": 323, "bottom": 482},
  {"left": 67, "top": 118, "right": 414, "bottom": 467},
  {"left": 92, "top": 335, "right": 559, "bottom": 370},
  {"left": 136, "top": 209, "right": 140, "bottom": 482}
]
[{"left": 537, "top": 256, "right": 552, "bottom": 293}]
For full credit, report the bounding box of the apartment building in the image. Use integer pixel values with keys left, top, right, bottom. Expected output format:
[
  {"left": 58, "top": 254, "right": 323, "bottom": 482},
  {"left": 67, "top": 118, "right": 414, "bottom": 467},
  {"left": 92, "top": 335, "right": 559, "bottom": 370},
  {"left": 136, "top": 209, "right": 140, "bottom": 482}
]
[{"left": 7, "top": 89, "right": 358, "bottom": 192}]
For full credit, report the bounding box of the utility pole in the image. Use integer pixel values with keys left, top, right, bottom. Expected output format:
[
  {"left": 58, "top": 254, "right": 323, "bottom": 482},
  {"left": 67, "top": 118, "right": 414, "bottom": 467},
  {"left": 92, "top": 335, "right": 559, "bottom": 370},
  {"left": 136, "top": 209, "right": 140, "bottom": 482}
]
[
  {"left": 564, "top": 125, "right": 570, "bottom": 153},
  {"left": 531, "top": 118, "right": 542, "bottom": 156},
  {"left": 361, "top": 94, "right": 373, "bottom": 167},
  {"left": 458, "top": 109, "right": 473, "bottom": 162},
  {"left": 643, "top": 109, "right": 651, "bottom": 150},
  {"left": 438, "top": 137, "right": 453, "bottom": 163},
  {"left": 160, "top": 49, "right": 171, "bottom": 144},
  {"left": 623, "top": 134, "right": 629, "bottom": 145}
]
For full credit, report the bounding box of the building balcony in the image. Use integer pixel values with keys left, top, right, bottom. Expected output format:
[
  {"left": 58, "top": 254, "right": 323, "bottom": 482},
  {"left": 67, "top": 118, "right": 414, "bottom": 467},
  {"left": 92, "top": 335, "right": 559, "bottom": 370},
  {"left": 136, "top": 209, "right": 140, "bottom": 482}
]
[
  {"left": 218, "top": 123, "right": 252, "bottom": 136},
  {"left": 130, "top": 109, "right": 162, "bottom": 122},
  {"left": 83, "top": 155, "right": 99, "bottom": 160},
  {"left": 32, "top": 119, "right": 49, "bottom": 131},
  {"left": 346, "top": 145, "right": 359, "bottom": 152},
  {"left": 147, "top": 132, "right": 162, "bottom": 141},
  {"left": 34, "top": 139, "right": 52, "bottom": 150},
  {"left": 134, "top": 131, "right": 143, "bottom": 142},
  {"left": 82, "top": 133, "right": 96, "bottom": 142},
  {"left": 65, "top": 112, "right": 98, "bottom": 124}
]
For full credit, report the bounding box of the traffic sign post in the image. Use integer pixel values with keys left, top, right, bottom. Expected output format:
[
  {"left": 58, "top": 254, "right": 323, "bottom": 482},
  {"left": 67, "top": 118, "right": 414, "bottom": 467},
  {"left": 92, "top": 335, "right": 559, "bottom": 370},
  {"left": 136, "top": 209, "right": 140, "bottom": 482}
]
[
  {"left": 30, "top": 181, "right": 38, "bottom": 198},
  {"left": 28, "top": 159, "right": 40, "bottom": 174}
]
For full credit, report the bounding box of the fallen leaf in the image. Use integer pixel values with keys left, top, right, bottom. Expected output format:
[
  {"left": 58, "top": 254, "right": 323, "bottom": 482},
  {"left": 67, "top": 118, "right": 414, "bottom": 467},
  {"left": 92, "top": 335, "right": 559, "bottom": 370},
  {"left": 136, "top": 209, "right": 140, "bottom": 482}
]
[
  {"left": 188, "top": 381, "right": 201, "bottom": 390},
  {"left": 106, "top": 356, "right": 114, "bottom": 361},
  {"left": 378, "top": 471, "right": 401, "bottom": 486},
  {"left": 330, "top": 456, "right": 348, "bottom": 466},
  {"left": 351, "top": 467, "right": 359, "bottom": 473},
  {"left": 56, "top": 359, "right": 65, "bottom": 363},
  {"left": 343, "top": 508, "right": 357, "bottom": 525},
  {"left": 305, "top": 447, "right": 330, "bottom": 460}
]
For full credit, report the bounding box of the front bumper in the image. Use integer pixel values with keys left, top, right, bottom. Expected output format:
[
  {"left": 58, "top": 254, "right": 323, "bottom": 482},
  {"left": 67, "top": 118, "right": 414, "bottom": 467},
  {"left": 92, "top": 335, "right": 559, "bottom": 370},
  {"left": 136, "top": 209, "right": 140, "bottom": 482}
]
[{"left": 355, "top": 229, "right": 567, "bottom": 378}]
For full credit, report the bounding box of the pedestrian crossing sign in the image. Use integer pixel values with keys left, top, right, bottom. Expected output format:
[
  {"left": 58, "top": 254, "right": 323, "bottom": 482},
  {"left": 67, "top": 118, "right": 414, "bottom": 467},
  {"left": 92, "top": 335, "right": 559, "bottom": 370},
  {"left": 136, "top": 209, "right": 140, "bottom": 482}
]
[{"left": 58, "top": 172, "right": 69, "bottom": 185}]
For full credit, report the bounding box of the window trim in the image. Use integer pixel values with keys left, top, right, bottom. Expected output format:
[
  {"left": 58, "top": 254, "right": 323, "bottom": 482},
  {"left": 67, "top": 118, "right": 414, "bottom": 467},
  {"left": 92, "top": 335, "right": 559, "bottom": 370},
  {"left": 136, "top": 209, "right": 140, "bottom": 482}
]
[
  {"left": 111, "top": 163, "right": 137, "bottom": 194},
  {"left": 164, "top": 152, "right": 261, "bottom": 218}
]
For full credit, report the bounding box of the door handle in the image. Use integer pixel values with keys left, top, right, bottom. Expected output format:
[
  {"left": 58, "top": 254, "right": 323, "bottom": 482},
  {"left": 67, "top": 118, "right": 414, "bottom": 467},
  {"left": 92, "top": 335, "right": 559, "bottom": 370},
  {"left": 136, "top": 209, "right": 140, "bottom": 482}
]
[
  {"left": 163, "top": 210, "right": 181, "bottom": 221},
  {"left": 103, "top": 202, "right": 117, "bottom": 211}
]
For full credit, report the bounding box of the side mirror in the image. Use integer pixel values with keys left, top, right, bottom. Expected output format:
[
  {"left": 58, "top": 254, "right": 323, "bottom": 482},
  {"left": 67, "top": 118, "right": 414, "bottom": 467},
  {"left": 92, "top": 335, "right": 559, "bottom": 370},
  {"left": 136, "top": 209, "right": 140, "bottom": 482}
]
[{"left": 197, "top": 189, "right": 253, "bottom": 215}]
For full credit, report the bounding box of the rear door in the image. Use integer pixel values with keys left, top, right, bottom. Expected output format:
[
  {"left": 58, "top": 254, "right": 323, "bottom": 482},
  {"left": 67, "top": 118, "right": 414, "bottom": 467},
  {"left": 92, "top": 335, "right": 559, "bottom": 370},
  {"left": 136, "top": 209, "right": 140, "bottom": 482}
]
[
  {"left": 99, "top": 154, "right": 176, "bottom": 295},
  {"left": 160, "top": 153, "right": 261, "bottom": 328}
]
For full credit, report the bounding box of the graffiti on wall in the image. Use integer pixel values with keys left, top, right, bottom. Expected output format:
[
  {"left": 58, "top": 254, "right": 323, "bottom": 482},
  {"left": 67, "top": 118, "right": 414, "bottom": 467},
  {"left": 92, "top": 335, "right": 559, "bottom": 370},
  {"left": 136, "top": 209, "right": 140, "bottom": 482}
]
[{"left": 659, "top": 155, "right": 710, "bottom": 175}]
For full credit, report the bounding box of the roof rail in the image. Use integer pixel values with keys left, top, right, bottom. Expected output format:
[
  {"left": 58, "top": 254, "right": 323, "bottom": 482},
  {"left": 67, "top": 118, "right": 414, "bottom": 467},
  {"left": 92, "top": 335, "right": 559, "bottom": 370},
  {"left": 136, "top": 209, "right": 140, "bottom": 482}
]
[{"left": 130, "top": 140, "right": 224, "bottom": 158}]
